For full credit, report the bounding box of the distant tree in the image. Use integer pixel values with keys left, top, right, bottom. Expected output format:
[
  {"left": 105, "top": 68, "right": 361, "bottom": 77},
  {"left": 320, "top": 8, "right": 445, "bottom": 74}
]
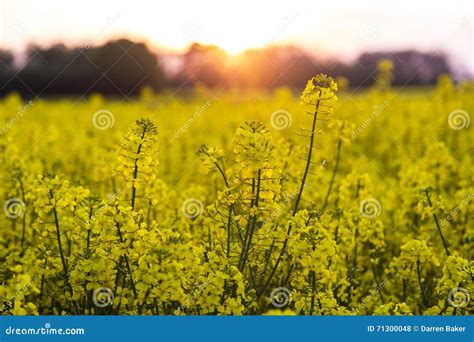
[
  {"left": 0, "top": 41, "right": 459, "bottom": 97},
  {"left": 356, "top": 50, "right": 451, "bottom": 86},
  {"left": 0, "top": 49, "right": 15, "bottom": 94},
  {"left": 90, "top": 39, "right": 163, "bottom": 95},
  {"left": 182, "top": 43, "right": 228, "bottom": 87},
  {"left": 0, "top": 49, "right": 14, "bottom": 70},
  {"left": 10, "top": 39, "right": 163, "bottom": 97}
]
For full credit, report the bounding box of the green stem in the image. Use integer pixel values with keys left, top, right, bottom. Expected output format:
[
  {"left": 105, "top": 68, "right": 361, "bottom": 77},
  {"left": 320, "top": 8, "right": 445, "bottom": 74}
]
[
  {"left": 18, "top": 177, "right": 27, "bottom": 249},
  {"left": 211, "top": 161, "right": 233, "bottom": 259},
  {"left": 257, "top": 90, "right": 322, "bottom": 299},
  {"left": 83, "top": 205, "right": 93, "bottom": 314},
  {"left": 38, "top": 258, "right": 47, "bottom": 314},
  {"left": 50, "top": 189, "right": 77, "bottom": 312},
  {"left": 424, "top": 189, "right": 450, "bottom": 256},
  {"left": 131, "top": 129, "right": 147, "bottom": 210},
  {"left": 416, "top": 259, "right": 428, "bottom": 308},
  {"left": 320, "top": 136, "right": 342, "bottom": 213},
  {"left": 309, "top": 270, "right": 316, "bottom": 315},
  {"left": 239, "top": 169, "right": 262, "bottom": 272},
  {"left": 115, "top": 221, "right": 137, "bottom": 297},
  {"left": 371, "top": 263, "right": 385, "bottom": 304},
  {"left": 226, "top": 206, "right": 232, "bottom": 258}
]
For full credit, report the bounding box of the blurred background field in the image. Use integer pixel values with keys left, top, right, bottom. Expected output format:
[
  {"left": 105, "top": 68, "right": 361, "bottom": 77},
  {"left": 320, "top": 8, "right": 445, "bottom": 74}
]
[{"left": 1, "top": 81, "right": 472, "bottom": 199}]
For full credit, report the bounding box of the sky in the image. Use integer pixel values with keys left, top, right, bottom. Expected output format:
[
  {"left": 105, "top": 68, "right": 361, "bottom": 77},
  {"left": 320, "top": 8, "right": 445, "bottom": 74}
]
[{"left": 1, "top": 0, "right": 473, "bottom": 75}]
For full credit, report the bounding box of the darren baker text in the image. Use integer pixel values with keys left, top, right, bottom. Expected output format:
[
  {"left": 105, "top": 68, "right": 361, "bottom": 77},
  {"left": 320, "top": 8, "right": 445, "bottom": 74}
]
[{"left": 420, "top": 325, "right": 466, "bottom": 332}]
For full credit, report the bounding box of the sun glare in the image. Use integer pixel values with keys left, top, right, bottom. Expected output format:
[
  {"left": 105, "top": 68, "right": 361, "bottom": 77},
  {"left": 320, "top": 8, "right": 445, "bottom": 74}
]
[{"left": 214, "top": 38, "right": 265, "bottom": 55}]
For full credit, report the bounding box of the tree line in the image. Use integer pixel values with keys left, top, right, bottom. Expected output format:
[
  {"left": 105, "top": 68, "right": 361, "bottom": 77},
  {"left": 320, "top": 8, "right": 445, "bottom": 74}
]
[{"left": 0, "top": 38, "right": 452, "bottom": 97}]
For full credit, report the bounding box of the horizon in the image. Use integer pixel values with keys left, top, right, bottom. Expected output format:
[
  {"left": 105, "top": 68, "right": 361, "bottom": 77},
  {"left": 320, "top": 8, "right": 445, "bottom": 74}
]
[{"left": 1, "top": 0, "right": 472, "bottom": 76}]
